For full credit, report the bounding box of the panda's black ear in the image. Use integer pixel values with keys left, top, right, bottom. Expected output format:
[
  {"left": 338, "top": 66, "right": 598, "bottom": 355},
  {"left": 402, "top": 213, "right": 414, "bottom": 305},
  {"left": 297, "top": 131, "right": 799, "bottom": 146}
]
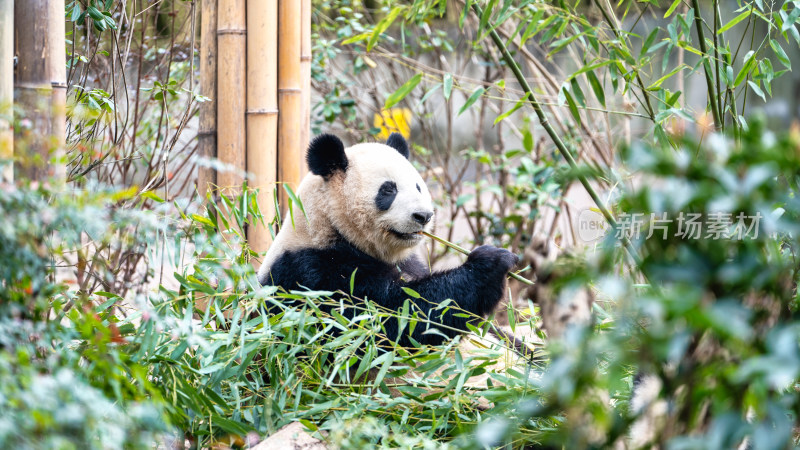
[
  {"left": 386, "top": 132, "right": 410, "bottom": 159},
  {"left": 307, "top": 134, "right": 348, "bottom": 178}
]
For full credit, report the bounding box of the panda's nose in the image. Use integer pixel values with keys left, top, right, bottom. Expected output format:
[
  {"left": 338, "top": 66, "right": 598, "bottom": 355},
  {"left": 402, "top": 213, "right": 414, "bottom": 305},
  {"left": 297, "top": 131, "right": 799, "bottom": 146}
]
[{"left": 412, "top": 211, "right": 433, "bottom": 225}]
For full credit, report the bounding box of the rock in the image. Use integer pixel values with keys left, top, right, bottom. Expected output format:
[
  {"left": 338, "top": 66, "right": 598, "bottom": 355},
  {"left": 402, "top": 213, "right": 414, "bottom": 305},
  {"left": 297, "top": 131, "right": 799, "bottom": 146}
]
[{"left": 251, "top": 422, "right": 327, "bottom": 450}]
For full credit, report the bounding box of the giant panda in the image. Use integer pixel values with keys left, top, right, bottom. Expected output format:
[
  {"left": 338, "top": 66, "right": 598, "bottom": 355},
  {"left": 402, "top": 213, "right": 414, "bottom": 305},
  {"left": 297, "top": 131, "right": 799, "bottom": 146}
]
[{"left": 257, "top": 132, "right": 519, "bottom": 349}]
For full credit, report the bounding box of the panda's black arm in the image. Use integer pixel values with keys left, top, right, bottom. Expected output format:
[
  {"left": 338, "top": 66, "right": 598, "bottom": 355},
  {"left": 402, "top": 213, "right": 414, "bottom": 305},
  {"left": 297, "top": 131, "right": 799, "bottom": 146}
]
[{"left": 364, "top": 246, "right": 518, "bottom": 346}]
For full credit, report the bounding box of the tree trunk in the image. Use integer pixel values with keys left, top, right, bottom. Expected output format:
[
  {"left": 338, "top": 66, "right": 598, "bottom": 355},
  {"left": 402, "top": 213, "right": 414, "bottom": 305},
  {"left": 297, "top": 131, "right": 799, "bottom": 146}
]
[
  {"left": 300, "top": 0, "right": 311, "bottom": 178},
  {"left": 198, "top": 0, "right": 218, "bottom": 199},
  {"left": 216, "top": 0, "right": 246, "bottom": 194},
  {"left": 14, "top": 0, "right": 52, "bottom": 181},
  {"left": 246, "top": 0, "right": 278, "bottom": 255},
  {"left": 48, "top": 0, "right": 66, "bottom": 181},
  {"left": 0, "top": 0, "right": 12, "bottom": 182},
  {"left": 277, "top": 0, "right": 302, "bottom": 210}
]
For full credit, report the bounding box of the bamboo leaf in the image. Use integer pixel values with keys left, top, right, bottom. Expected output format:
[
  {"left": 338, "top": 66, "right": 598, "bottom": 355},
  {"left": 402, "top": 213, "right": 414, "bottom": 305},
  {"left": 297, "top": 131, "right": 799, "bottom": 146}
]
[
  {"left": 457, "top": 87, "right": 486, "bottom": 116},
  {"left": 717, "top": 10, "right": 751, "bottom": 34},
  {"left": 460, "top": 0, "right": 472, "bottom": 28},
  {"left": 419, "top": 83, "right": 442, "bottom": 105},
  {"left": 523, "top": 129, "right": 533, "bottom": 153},
  {"left": 770, "top": 39, "right": 791, "bottom": 69},
  {"left": 140, "top": 191, "right": 164, "bottom": 203},
  {"left": 734, "top": 51, "right": 756, "bottom": 86},
  {"left": 385, "top": 73, "right": 422, "bottom": 109},
  {"left": 648, "top": 64, "right": 686, "bottom": 90},
  {"left": 341, "top": 32, "right": 369, "bottom": 46},
  {"left": 560, "top": 86, "right": 581, "bottom": 124},
  {"left": 443, "top": 73, "right": 454, "bottom": 100},
  {"left": 548, "top": 30, "right": 587, "bottom": 57},
  {"left": 367, "top": 6, "right": 404, "bottom": 51},
  {"left": 401, "top": 287, "right": 421, "bottom": 298},
  {"left": 493, "top": 93, "right": 528, "bottom": 125},
  {"left": 569, "top": 60, "right": 613, "bottom": 79},
  {"left": 782, "top": 7, "right": 800, "bottom": 33},
  {"left": 641, "top": 28, "right": 660, "bottom": 55},
  {"left": 349, "top": 268, "right": 358, "bottom": 295},
  {"left": 570, "top": 78, "right": 586, "bottom": 107},
  {"left": 479, "top": 0, "right": 498, "bottom": 37},
  {"left": 586, "top": 70, "right": 606, "bottom": 107},
  {"left": 747, "top": 80, "right": 766, "bottom": 101},
  {"left": 664, "top": 0, "right": 683, "bottom": 18},
  {"left": 282, "top": 183, "right": 308, "bottom": 228},
  {"left": 371, "top": 351, "right": 394, "bottom": 387}
]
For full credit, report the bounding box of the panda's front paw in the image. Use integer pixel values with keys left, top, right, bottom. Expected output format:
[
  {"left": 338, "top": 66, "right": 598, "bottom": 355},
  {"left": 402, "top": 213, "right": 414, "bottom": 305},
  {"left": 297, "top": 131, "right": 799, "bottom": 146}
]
[{"left": 467, "top": 245, "right": 519, "bottom": 274}]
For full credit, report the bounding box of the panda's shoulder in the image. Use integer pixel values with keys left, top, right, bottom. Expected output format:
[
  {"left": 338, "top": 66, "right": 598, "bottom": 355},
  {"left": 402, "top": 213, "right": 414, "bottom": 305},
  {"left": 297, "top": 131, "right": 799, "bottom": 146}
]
[{"left": 276, "top": 239, "right": 394, "bottom": 276}]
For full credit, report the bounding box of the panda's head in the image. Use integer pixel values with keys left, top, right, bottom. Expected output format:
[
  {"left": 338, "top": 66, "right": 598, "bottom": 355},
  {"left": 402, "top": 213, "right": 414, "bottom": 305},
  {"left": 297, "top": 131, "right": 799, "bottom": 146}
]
[{"left": 306, "top": 133, "right": 434, "bottom": 263}]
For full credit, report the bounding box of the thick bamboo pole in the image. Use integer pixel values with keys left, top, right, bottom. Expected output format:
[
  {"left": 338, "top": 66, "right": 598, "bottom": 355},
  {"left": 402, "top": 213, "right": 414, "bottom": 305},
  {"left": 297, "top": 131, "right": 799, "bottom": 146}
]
[
  {"left": 198, "top": 0, "right": 217, "bottom": 198},
  {"left": 48, "top": 0, "right": 66, "bottom": 181},
  {"left": 299, "top": 0, "right": 311, "bottom": 177},
  {"left": 0, "top": 0, "right": 12, "bottom": 182},
  {"left": 246, "top": 0, "right": 278, "bottom": 254},
  {"left": 277, "top": 0, "right": 302, "bottom": 209},
  {"left": 14, "top": 0, "right": 52, "bottom": 181},
  {"left": 216, "top": 0, "right": 246, "bottom": 194}
]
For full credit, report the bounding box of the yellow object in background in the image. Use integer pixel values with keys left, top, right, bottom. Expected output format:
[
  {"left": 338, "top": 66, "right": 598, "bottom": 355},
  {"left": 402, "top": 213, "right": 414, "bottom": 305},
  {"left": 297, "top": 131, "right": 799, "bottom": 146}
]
[{"left": 374, "top": 108, "right": 412, "bottom": 140}]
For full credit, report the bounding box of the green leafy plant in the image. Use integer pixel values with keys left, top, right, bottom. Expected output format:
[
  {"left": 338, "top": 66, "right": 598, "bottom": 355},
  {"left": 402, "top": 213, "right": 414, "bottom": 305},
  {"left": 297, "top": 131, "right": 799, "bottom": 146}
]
[{"left": 480, "top": 118, "right": 800, "bottom": 447}]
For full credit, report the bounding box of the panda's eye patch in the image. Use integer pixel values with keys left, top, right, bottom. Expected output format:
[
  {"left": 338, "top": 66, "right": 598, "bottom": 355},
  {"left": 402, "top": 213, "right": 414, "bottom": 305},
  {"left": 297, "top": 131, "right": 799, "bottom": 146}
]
[
  {"left": 375, "top": 181, "right": 398, "bottom": 211},
  {"left": 416, "top": 183, "right": 421, "bottom": 192},
  {"left": 380, "top": 182, "right": 397, "bottom": 194}
]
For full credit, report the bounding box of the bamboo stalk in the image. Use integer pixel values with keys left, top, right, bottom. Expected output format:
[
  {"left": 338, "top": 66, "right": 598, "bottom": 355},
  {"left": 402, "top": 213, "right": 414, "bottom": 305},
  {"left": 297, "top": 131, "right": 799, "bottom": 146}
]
[
  {"left": 14, "top": 0, "right": 52, "bottom": 181},
  {"left": 299, "top": 0, "right": 312, "bottom": 177},
  {"left": 471, "top": 3, "right": 642, "bottom": 266},
  {"left": 690, "top": 0, "right": 722, "bottom": 130},
  {"left": 216, "top": 0, "right": 246, "bottom": 194},
  {"left": 277, "top": 0, "right": 303, "bottom": 209},
  {"left": 197, "top": 0, "right": 218, "bottom": 198},
  {"left": 0, "top": 0, "right": 12, "bottom": 182},
  {"left": 246, "top": 0, "right": 278, "bottom": 254},
  {"left": 48, "top": 0, "right": 66, "bottom": 181},
  {"left": 421, "top": 231, "right": 534, "bottom": 286}
]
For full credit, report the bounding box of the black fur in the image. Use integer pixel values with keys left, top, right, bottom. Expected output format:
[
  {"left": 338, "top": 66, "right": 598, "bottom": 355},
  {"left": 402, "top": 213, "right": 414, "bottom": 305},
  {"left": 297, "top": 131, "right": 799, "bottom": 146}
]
[
  {"left": 386, "top": 133, "right": 410, "bottom": 159},
  {"left": 307, "top": 134, "right": 348, "bottom": 178},
  {"left": 375, "top": 181, "right": 398, "bottom": 211},
  {"left": 261, "top": 237, "right": 518, "bottom": 348}
]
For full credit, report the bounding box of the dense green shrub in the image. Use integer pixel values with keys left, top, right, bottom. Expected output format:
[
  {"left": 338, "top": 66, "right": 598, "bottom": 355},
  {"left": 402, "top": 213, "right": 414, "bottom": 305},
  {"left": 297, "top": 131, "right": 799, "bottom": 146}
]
[
  {"left": 480, "top": 118, "right": 800, "bottom": 448},
  {"left": 0, "top": 183, "right": 168, "bottom": 448}
]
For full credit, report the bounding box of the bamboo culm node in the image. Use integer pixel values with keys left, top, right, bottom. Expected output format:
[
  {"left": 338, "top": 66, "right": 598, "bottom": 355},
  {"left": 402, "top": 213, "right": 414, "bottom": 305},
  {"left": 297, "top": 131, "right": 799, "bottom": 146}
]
[{"left": 421, "top": 231, "right": 534, "bottom": 286}]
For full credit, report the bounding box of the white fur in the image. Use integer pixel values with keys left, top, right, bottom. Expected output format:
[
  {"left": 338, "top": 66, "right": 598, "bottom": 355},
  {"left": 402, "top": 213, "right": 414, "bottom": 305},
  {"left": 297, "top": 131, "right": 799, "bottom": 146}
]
[
  {"left": 258, "top": 142, "right": 434, "bottom": 285},
  {"left": 628, "top": 374, "right": 667, "bottom": 448}
]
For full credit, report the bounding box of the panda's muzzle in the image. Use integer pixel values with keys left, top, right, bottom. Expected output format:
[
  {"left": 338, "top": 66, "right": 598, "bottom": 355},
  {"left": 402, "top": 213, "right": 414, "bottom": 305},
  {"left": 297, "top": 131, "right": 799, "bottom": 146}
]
[
  {"left": 389, "top": 229, "right": 423, "bottom": 241},
  {"left": 389, "top": 211, "right": 432, "bottom": 240}
]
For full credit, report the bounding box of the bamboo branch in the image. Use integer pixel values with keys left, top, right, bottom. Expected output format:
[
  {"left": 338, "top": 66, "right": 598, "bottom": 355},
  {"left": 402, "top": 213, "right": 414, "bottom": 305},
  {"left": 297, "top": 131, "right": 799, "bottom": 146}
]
[
  {"left": 421, "top": 231, "right": 534, "bottom": 286},
  {"left": 594, "top": 0, "right": 656, "bottom": 122},
  {"left": 471, "top": 3, "right": 642, "bottom": 266},
  {"left": 690, "top": 0, "right": 722, "bottom": 129}
]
